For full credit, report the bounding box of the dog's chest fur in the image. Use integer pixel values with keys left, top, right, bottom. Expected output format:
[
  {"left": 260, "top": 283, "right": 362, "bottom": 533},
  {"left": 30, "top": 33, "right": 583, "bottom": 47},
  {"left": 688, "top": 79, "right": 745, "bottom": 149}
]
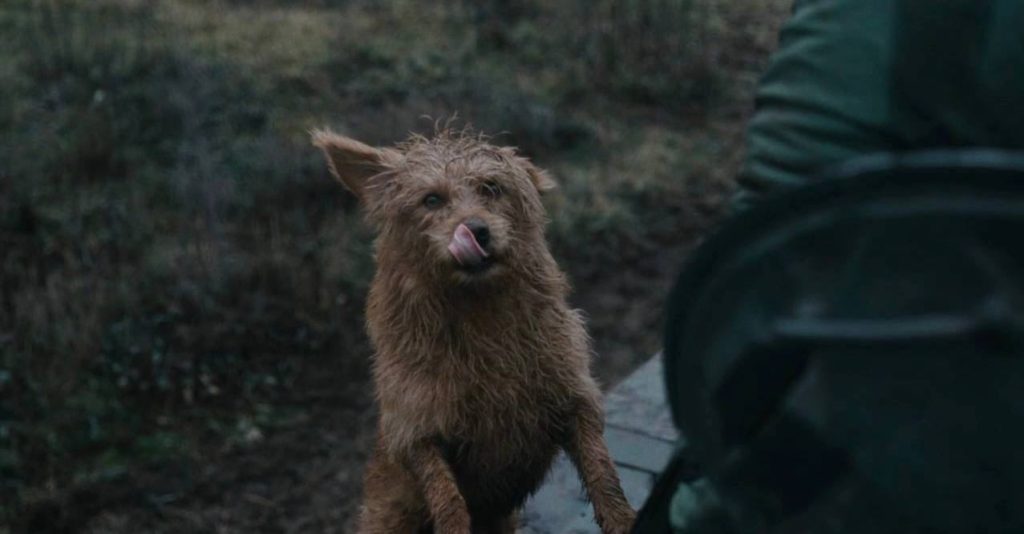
[
  {"left": 371, "top": 288, "right": 583, "bottom": 440},
  {"left": 368, "top": 275, "right": 590, "bottom": 513}
]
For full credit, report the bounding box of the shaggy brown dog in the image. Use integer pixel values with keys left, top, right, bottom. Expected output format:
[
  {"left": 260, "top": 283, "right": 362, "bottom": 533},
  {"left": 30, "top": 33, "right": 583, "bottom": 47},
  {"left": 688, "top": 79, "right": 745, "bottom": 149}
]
[{"left": 313, "top": 127, "right": 636, "bottom": 534}]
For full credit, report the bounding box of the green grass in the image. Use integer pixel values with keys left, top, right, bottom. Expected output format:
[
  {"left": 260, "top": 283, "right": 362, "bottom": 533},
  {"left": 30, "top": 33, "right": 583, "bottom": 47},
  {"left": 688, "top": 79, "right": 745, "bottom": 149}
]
[{"left": 0, "top": 0, "right": 789, "bottom": 528}]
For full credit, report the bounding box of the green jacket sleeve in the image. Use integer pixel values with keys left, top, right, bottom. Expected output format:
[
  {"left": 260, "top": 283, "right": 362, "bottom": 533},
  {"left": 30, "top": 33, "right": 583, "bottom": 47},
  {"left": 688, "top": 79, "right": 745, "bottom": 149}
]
[{"left": 736, "top": 0, "right": 1024, "bottom": 210}]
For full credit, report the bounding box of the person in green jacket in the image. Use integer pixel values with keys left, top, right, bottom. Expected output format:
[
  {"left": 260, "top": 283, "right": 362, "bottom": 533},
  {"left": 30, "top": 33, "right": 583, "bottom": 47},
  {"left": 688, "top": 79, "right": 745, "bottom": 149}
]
[
  {"left": 643, "top": 1, "right": 1024, "bottom": 533},
  {"left": 735, "top": 0, "right": 1024, "bottom": 210}
]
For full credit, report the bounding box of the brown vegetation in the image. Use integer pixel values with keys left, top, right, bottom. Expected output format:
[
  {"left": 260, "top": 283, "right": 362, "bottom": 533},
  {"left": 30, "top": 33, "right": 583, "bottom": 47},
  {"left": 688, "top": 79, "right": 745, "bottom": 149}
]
[{"left": 0, "top": 0, "right": 789, "bottom": 531}]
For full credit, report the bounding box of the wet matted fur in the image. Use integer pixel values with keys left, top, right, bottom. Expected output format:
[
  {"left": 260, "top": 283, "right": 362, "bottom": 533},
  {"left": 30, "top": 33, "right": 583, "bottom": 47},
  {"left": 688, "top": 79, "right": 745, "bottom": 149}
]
[{"left": 313, "top": 127, "right": 635, "bottom": 534}]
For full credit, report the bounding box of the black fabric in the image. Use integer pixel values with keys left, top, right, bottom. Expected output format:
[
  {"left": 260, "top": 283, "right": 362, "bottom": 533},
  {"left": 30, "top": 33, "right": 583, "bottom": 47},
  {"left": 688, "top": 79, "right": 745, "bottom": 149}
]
[{"left": 643, "top": 151, "right": 1024, "bottom": 533}]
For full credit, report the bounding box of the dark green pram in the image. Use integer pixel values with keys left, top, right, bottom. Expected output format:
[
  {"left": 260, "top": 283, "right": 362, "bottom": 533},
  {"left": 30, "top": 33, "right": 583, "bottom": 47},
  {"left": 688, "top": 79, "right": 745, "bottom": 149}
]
[
  {"left": 636, "top": 151, "right": 1024, "bottom": 533},
  {"left": 635, "top": 0, "right": 1024, "bottom": 530}
]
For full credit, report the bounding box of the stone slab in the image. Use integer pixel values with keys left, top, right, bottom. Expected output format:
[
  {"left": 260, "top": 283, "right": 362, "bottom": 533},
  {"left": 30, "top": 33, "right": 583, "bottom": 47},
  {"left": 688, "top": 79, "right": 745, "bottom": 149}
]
[{"left": 520, "top": 353, "right": 681, "bottom": 533}]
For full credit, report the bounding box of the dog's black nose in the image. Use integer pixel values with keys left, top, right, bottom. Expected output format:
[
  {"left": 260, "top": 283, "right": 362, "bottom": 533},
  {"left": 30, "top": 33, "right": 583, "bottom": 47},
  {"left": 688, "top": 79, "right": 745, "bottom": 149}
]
[{"left": 464, "top": 218, "right": 490, "bottom": 249}]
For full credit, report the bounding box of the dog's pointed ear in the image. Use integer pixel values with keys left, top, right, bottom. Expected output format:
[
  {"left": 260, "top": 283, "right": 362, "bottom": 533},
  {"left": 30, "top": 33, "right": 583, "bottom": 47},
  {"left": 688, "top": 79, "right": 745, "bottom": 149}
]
[
  {"left": 504, "top": 148, "right": 557, "bottom": 194},
  {"left": 526, "top": 163, "right": 557, "bottom": 194},
  {"left": 311, "top": 129, "right": 399, "bottom": 199}
]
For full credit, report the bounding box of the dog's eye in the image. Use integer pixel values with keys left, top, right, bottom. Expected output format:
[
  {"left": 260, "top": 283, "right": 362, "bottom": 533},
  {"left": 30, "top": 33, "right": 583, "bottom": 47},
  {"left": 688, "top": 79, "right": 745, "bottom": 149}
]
[
  {"left": 480, "top": 181, "right": 502, "bottom": 199},
  {"left": 422, "top": 193, "right": 444, "bottom": 209}
]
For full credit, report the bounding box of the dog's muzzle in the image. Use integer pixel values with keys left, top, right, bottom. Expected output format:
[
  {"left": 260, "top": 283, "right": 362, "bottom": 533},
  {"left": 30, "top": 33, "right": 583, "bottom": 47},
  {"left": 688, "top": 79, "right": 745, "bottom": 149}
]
[{"left": 448, "top": 220, "right": 491, "bottom": 270}]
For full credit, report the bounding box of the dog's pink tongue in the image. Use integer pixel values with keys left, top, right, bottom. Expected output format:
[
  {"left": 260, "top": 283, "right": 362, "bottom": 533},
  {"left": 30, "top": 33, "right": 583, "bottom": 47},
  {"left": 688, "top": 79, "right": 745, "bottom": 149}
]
[{"left": 448, "top": 223, "right": 489, "bottom": 266}]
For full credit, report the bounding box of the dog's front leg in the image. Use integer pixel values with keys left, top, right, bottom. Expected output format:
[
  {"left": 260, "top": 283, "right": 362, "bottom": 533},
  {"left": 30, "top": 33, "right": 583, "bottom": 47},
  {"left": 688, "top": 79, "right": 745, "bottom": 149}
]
[
  {"left": 565, "top": 400, "right": 637, "bottom": 534},
  {"left": 404, "top": 441, "right": 472, "bottom": 534}
]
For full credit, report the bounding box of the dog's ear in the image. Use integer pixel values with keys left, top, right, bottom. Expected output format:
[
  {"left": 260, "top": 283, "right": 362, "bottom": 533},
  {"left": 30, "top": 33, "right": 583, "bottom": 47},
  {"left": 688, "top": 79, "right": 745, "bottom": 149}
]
[
  {"left": 526, "top": 163, "right": 557, "bottom": 194},
  {"left": 503, "top": 148, "right": 557, "bottom": 194},
  {"left": 311, "top": 129, "right": 399, "bottom": 200}
]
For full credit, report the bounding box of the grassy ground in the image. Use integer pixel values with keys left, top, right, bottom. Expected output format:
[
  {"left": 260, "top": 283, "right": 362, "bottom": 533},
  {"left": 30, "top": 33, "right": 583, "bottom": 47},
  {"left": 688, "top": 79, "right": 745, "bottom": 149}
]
[{"left": 0, "top": 0, "right": 789, "bottom": 531}]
